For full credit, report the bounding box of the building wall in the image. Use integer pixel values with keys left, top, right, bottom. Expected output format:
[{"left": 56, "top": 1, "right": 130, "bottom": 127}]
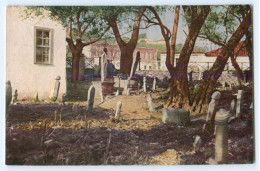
[
  {"left": 160, "top": 53, "right": 250, "bottom": 72},
  {"left": 83, "top": 43, "right": 158, "bottom": 70},
  {"left": 6, "top": 6, "right": 67, "bottom": 100}
]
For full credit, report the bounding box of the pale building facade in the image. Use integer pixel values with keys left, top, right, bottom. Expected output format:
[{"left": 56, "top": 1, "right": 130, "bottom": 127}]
[
  {"left": 160, "top": 42, "right": 250, "bottom": 74},
  {"left": 6, "top": 6, "right": 67, "bottom": 100},
  {"left": 83, "top": 43, "right": 158, "bottom": 70}
]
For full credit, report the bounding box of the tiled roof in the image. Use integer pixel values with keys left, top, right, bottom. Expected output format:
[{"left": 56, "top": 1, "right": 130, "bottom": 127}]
[{"left": 205, "top": 41, "right": 248, "bottom": 57}]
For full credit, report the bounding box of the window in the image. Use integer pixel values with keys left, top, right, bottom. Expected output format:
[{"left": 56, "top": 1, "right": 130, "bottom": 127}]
[
  {"left": 144, "top": 66, "right": 147, "bottom": 70},
  {"left": 35, "top": 28, "right": 52, "bottom": 64},
  {"left": 149, "top": 66, "right": 152, "bottom": 70}
]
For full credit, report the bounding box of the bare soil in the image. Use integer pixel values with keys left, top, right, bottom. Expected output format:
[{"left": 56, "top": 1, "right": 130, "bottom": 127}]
[{"left": 6, "top": 89, "right": 254, "bottom": 165}]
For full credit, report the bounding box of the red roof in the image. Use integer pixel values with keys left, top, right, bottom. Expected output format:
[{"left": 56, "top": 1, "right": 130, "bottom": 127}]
[{"left": 205, "top": 41, "right": 248, "bottom": 57}]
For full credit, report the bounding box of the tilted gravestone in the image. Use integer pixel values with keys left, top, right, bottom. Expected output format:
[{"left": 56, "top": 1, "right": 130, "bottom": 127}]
[
  {"left": 203, "top": 91, "right": 221, "bottom": 133},
  {"left": 50, "top": 76, "right": 61, "bottom": 101},
  {"left": 193, "top": 135, "right": 202, "bottom": 151},
  {"left": 162, "top": 108, "right": 190, "bottom": 125},
  {"left": 236, "top": 90, "right": 244, "bottom": 118},
  {"left": 87, "top": 85, "right": 95, "bottom": 111},
  {"left": 215, "top": 109, "right": 229, "bottom": 163},
  {"left": 115, "top": 101, "right": 122, "bottom": 119},
  {"left": 6, "top": 80, "right": 12, "bottom": 111},
  {"left": 143, "top": 77, "right": 147, "bottom": 92},
  {"left": 147, "top": 94, "right": 155, "bottom": 111}
]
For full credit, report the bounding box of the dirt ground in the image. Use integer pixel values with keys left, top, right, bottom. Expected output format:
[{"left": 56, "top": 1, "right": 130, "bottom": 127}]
[{"left": 6, "top": 89, "right": 254, "bottom": 165}]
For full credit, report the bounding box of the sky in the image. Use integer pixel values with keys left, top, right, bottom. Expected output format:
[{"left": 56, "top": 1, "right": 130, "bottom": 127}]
[{"left": 121, "top": 7, "right": 220, "bottom": 52}]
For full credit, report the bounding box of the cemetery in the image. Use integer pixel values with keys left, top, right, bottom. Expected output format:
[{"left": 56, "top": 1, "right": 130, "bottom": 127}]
[{"left": 5, "top": 5, "right": 254, "bottom": 166}]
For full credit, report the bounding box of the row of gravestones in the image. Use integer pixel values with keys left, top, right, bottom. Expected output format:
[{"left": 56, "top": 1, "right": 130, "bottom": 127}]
[{"left": 6, "top": 76, "right": 62, "bottom": 111}]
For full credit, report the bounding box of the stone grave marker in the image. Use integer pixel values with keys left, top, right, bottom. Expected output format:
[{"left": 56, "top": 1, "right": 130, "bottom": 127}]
[
  {"left": 143, "top": 77, "right": 147, "bottom": 92},
  {"left": 115, "top": 101, "right": 122, "bottom": 119},
  {"left": 203, "top": 91, "right": 221, "bottom": 133},
  {"left": 162, "top": 108, "right": 190, "bottom": 125},
  {"left": 12, "top": 89, "right": 18, "bottom": 104},
  {"left": 193, "top": 135, "right": 202, "bottom": 151},
  {"left": 230, "top": 99, "right": 236, "bottom": 116},
  {"left": 87, "top": 85, "right": 95, "bottom": 111},
  {"left": 152, "top": 77, "right": 157, "bottom": 90},
  {"left": 127, "top": 88, "right": 131, "bottom": 96},
  {"left": 215, "top": 109, "right": 229, "bottom": 163},
  {"left": 101, "top": 48, "right": 108, "bottom": 82},
  {"left": 115, "top": 89, "right": 120, "bottom": 96},
  {"left": 33, "top": 92, "right": 39, "bottom": 102},
  {"left": 6, "top": 80, "right": 12, "bottom": 111},
  {"left": 50, "top": 76, "right": 61, "bottom": 101},
  {"left": 147, "top": 94, "right": 155, "bottom": 111},
  {"left": 236, "top": 90, "right": 244, "bottom": 118}
]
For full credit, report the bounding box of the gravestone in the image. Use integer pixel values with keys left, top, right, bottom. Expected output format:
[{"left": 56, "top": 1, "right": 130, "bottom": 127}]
[
  {"left": 162, "top": 108, "right": 190, "bottom": 125},
  {"left": 87, "top": 85, "right": 95, "bottom": 111},
  {"left": 193, "top": 135, "right": 202, "bottom": 151},
  {"left": 33, "top": 92, "right": 39, "bottom": 102},
  {"left": 50, "top": 76, "right": 61, "bottom": 101},
  {"left": 236, "top": 90, "right": 244, "bottom": 118},
  {"left": 115, "top": 89, "right": 120, "bottom": 96},
  {"left": 6, "top": 80, "right": 12, "bottom": 111},
  {"left": 101, "top": 48, "right": 108, "bottom": 82},
  {"left": 215, "top": 109, "right": 229, "bottom": 163},
  {"left": 143, "top": 77, "right": 147, "bottom": 92},
  {"left": 127, "top": 88, "right": 131, "bottom": 96},
  {"left": 61, "top": 93, "right": 66, "bottom": 106},
  {"left": 12, "top": 89, "right": 18, "bottom": 104},
  {"left": 203, "top": 91, "right": 221, "bottom": 133},
  {"left": 147, "top": 94, "right": 155, "bottom": 111},
  {"left": 230, "top": 99, "right": 236, "bottom": 116},
  {"left": 152, "top": 77, "right": 157, "bottom": 90},
  {"left": 100, "top": 90, "right": 104, "bottom": 103},
  {"left": 115, "top": 101, "right": 122, "bottom": 119}
]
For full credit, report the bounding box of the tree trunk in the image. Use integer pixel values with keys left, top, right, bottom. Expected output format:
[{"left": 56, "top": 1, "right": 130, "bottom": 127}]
[
  {"left": 119, "top": 46, "right": 135, "bottom": 75},
  {"left": 245, "top": 31, "right": 253, "bottom": 80},
  {"left": 71, "top": 48, "right": 83, "bottom": 82},
  {"left": 230, "top": 55, "right": 245, "bottom": 86},
  {"left": 192, "top": 10, "right": 251, "bottom": 113},
  {"left": 166, "top": 6, "right": 210, "bottom": 110}
]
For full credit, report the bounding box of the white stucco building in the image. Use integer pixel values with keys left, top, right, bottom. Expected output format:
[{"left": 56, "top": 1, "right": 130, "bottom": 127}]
[
  {"left": 160, "top": 42, "right": 250, "bottom": 74},
  {"left": 6, "top": 6, "right": 67, "bottom": 100}
]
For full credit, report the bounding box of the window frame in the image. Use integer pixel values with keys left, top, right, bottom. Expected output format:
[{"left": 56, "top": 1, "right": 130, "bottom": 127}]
[{"left": 34, "top": 27, "right": 54, "bottom": 65}]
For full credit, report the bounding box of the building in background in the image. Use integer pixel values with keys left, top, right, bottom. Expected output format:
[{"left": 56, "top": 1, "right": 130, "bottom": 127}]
[
  {"left": 160, "top": 41, "right": 250, "bottom": 76},
  {"left": 83, "top": 43, "right": 158, "bottom": 70},
  {"left": 6, "top": 6, "right": 67, "bottom": 100}
]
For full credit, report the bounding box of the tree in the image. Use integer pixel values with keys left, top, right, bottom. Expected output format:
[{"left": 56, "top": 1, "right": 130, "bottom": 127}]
[
  {"left": 192, "top": 6, "right": 252, "bottom": 113},
  {"left": 103, "top": 6, "right": 147, "bottom": 74},
  {"left": 147, "top": 6, "right": 210, "bottom": 110},
  {"left": 26, "top": 7, "right": 110, "bottom": 82}
]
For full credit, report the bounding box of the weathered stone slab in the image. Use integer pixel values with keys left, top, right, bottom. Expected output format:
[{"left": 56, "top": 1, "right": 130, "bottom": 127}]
[
  {"left": 143, "top": 77, "right": 147, "bottom": 92},
  {"left": 236, "top": 90, "right": 244, "bottom": 118},
  {"left": 87, "top": 85, "right": 95, "bottom": 111},
  {"left": 162, "top": 108, "right": 190, "bottom": 125},
  {"left": 215, "top": 109, "right": 229, "bottom": 163},
  {"left": 50, "top": 76, "right": 61, "bottom": 101},
  {"left": 6, "top": 80, "right": 12, "bottom": 111},
  {"left": 147, "top": 94, "right": 155, "bottom": 111},
  {"left": 115, "top": 101, "right": 122, "bottom": 119}
]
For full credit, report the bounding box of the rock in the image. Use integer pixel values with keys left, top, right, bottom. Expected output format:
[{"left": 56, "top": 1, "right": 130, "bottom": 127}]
[{"left": 162, "top": 108, "right": 190, "bottom": 125}]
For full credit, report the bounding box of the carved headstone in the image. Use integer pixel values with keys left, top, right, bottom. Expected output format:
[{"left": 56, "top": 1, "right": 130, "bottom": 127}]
[
  {"left": 152, "top": 77, "right": 157, "bottom": 90},
  {"left": 6, "top": 81, "right": 12, "bottom": 111},
  {"left": 12, "top": 89, "right": 18, "bottom": 104},
  {"left": 61, "top": 93, "right": 66, "bottom": 106},
  {"left": 50, "top": 76, "right": 61, "bottom": 101},
  {"left": 115, "top": 101, "right": 122, "bottom": 119},
  {"left": 87, "top": 85, "right": 95, "bottom": 111},
  {"left": 203, "top": 91, "right": 221, "bottom": 133},
  {"left": 236, "top": 90, "right": 244, "bottom": 118},
  {"left": 143, "top": 77, "right": 147, "bottom": 92},
  {"left": 215, "top": 109, "right": 229, "bottom": 163},
  {"left": 162, "top": 108, "right": 190, "bottom": 125},
  {"left": 147, "top": 94, "right": 155, "bottom": 111}
]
